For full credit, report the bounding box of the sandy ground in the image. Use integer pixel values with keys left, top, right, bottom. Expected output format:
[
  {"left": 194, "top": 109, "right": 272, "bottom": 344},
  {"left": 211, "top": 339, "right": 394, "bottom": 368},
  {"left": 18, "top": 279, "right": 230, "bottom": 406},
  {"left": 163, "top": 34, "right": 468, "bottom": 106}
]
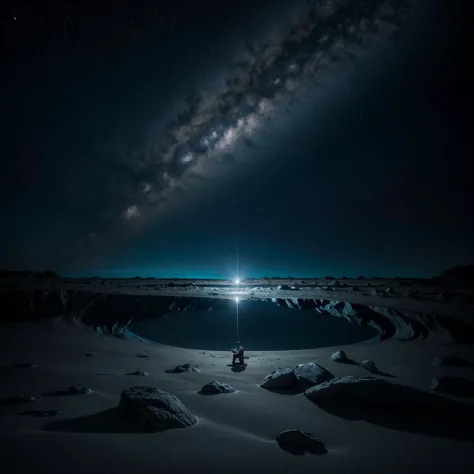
[{"left": 1, "top": 320, "right": 474, "bottom": 474}]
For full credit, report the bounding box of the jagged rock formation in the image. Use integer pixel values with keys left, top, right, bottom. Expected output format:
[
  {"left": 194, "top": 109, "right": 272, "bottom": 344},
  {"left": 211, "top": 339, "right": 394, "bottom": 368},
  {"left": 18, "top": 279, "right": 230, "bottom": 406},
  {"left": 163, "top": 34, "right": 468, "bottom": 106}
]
[{"left": 1, "top": 289, "right": 473, "bottom": 343}]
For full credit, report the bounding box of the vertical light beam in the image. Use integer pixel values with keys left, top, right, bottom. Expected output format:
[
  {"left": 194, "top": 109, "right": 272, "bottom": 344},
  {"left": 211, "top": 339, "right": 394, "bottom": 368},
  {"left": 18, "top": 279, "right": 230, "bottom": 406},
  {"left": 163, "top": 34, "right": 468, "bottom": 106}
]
[{"left": 236, "top": 297, "right": 239, "bottom": 339}]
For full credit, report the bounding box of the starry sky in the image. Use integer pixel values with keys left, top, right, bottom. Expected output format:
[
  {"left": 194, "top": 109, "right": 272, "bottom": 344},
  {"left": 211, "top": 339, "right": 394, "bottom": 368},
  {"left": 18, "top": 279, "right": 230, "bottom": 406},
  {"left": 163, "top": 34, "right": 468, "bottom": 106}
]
[{"left": 1, "top": 0, "right": 472, "bottom": 279}]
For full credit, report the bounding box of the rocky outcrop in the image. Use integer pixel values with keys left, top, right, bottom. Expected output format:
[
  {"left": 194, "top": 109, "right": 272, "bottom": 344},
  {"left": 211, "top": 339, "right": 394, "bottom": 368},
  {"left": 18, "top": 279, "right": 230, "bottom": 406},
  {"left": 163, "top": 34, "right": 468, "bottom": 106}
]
[
  {"left": 439, "top": 265, "right": 474, "bottom": 286},
  {"left": 118, "top": 387, "right": 196, "bottom": 431},
  {"left": 330, "top": 350, "right": 348, "bottom": 362},
  {"left": 304, "top": 376, "right": 458, "bottom": 412},
  {"left": 1, "top": 289, "right": 473, "bottom": 343},
  {"left": 264, "top": 298, "right": 474, "bottom": 343},
  {"left": 361, "top": 360, "right": 377, "bottom": 373},
  {"left": 293, "top": 363, "right": 333, "bottom": 388},
  {"left": 166, "top": 364, "right": 201, "bottom": 373},
  {"left": 261, "top": 368, "right": 299, "bottom": 389}
]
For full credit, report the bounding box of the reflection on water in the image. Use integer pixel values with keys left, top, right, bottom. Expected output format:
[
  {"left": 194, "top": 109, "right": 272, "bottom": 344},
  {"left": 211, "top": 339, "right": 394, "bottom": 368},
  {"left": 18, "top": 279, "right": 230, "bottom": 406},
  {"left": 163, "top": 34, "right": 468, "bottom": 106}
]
[{"left": 129, "top": 299, "right": 378, "bottom": 350}]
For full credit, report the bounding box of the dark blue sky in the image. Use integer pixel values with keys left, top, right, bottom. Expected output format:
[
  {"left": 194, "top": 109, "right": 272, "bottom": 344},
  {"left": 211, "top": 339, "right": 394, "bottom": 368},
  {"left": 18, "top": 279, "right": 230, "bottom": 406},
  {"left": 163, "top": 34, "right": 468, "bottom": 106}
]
[{"left": 1, "top": 0, "right": 472, "bottom": 278}]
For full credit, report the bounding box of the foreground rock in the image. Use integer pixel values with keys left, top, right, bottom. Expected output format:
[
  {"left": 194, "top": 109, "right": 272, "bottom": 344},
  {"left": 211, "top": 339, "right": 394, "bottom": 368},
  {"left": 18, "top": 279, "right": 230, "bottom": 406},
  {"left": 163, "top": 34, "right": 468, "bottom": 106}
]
[
  {"left": 276, "top": 429, "right": 328, "bottom": 456},
  {"left": 199, "top": 381, "right": 236, "bottom": 395},
  {"left": 293, "top": 363, "right": 334, "bottom": 388},
  {"left": 430, "top": 376, "right": 474, "bottom": 398},
  {"left": 118, "top": 387, "right": 197, "bottom": 431},
  {"left": 330, "top": 350, "right": 348, "bottom": 363},
  {"left": 361, "top": 360, "right": 377, "bottom": 373},
  {"left": 167, "top": 364, "right": 201, "bottom": 373},
  {"left": 261, "top": 368, "right": 298, "bottom": 390},
  {"left": 304, "top": 376, "right": 461, "bottom": 413}
]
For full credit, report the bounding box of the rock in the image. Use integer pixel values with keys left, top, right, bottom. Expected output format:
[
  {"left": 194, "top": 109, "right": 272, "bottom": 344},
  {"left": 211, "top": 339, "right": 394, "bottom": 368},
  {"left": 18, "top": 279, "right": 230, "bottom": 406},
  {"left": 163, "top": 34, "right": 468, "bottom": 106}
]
[
  {"left": 168, "top": 364, "right": 202, "bottom": 373},
  {"left": 276, "top": 429, "right": 328, "bottom": 456},
  {"left": 305, "top": 376, "right": 385, "bottom": 404},
  {"left": 276, "top": 284, "right": 292, "bottom": 290},
  {"left": 304, "top": 375, "right": 459, "bottom": 412},
  {"left": 361, "top": 360, "right": 377, "bottom": 373},
  {"left": 261, "top": 368, "right": 298, "bottom": 389},
  {"left": 118, "top": 387, "right": 196, "bottom": 431},
  {"left": 67, "top": 386, "right": 95, "bottom": 395},
  {"left": 126, "top": 371, "right": 150, "bottom": 376},
  {"left": 0, "top": 395, "right": 38, "bottom": 406},
  {"left": 136, "top": 354, "right": 149, "bottom": 358},
  {"left": 200, "top": 381, "right": 236, "bottom": 395},
  {"left": 330, "top": 350, "right": 347, "bottom": 363},
  {"left": 19, "top": 409, "right": 62, "bottom": 417},
  {"left": 385, "top": 287, "right": 395, "bottom": 295},
  {"left": 431, "top": 356, "right": 474, "bottom": 367},
  {"left": 430, "top": 376, "right": 474, "bottom": 398},
  {"left": 15, "top": 362, "right": 37, "bottom": 369},
  {"left": 293, "top": 363, "right": 334, "bottom": 388}
]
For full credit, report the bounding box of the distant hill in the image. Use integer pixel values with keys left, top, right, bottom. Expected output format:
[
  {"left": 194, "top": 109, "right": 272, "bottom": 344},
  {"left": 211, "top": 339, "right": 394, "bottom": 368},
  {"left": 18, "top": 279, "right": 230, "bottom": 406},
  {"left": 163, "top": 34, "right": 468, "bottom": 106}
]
[{"left": 439, "top": 265, "right": 474, "bottom": 283}]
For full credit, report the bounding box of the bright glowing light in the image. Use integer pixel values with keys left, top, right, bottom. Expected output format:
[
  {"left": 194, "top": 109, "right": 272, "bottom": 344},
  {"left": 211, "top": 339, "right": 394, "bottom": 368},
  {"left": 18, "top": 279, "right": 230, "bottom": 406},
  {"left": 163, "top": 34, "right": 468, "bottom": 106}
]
[
  {"left": 235, "top": 297, "right": 239, "bottom": 303},
  {"left": 234, "top": 278, "right": 240, "bottom": 285}
]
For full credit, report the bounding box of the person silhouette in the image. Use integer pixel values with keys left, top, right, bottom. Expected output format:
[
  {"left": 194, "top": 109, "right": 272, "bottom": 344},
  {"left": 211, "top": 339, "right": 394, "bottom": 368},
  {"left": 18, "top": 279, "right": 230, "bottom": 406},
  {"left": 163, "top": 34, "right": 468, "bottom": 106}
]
[{"left": 231, "top": 341, "right": 245, "bottom": 365}]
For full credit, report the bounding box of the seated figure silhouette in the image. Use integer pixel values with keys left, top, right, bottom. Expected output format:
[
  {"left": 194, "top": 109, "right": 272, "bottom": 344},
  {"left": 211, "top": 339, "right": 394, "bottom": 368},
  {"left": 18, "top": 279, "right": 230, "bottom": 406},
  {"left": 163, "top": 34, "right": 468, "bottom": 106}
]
[{"left": 231, "top": 341, "right": 245, "bottom": 365}]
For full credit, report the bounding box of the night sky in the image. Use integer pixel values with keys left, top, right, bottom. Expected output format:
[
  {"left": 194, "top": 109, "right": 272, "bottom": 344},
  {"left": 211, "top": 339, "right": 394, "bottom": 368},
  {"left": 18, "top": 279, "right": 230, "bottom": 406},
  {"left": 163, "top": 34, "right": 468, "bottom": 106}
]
[{"left": 1, "top": 0, "right": 472, "bottom": 279}]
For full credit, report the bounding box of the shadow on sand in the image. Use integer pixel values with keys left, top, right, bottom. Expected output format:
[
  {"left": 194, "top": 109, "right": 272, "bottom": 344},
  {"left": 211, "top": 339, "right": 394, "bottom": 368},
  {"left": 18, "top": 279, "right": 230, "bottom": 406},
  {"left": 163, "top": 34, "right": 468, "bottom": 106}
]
[
  {"left": 365, "top": 368, "right": 396, "bottom": 378},
  {"left": 41, "top": 408, "right": 147, "bottom": 433},
  {"left": 340, "top": 358, "right": 396, "bottom": 378},
  {"left": 309, "top": 384, "right": 474, "bottom": 441},
  {"left": 276, "top": 437, "right": 328, "bottom": 456},
  {"left": 42, "top": 389, "right": 91, "bottom": 397},
  {"left": 337, "top": 358, "right": 360, "bottom": 366},
  {"left": 230, "top": 365, "right": 247, "bottom": 373}
]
